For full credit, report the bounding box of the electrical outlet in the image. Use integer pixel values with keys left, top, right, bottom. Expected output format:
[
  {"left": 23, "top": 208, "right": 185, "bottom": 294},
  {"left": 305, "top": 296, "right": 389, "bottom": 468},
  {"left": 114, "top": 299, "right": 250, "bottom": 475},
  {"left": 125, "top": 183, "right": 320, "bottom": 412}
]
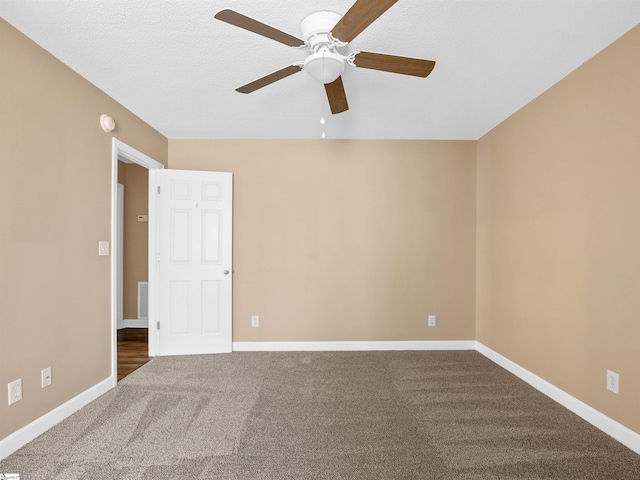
[
  {"left": 42, "top": 367, "right": 52, "bottom": 388},
  {"left": 8, "top": 378, "right": 22, "bottom": 405},
  {"left": 98, "top": 241, "right": 110, "bottom": 256},
  {"left": 251, "top": 315, "right": 259, "bottom": 327},
  {"left": 428, "top": 315, "right": 436, "bottom": 327},
  {"left": 606, "top": 370, "right": 619, "bottom": 394}
]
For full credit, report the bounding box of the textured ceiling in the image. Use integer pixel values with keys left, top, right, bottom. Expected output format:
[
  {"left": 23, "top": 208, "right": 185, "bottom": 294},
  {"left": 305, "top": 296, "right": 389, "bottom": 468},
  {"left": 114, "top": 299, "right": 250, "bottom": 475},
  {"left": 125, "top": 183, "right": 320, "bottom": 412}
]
[{"left": 1, "top": 1, "right": 639, "bottom": 140}]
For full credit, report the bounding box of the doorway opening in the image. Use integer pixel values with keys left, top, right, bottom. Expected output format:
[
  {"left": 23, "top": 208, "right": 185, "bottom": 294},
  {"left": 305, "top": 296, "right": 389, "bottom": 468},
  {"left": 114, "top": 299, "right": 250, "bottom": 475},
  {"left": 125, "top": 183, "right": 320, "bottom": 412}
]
[
  {"left": 111, "top": 139, "right": 164, "bottom": 385},
  {"left": 116, "top": 160, "right": 151, "bottom": 380}
]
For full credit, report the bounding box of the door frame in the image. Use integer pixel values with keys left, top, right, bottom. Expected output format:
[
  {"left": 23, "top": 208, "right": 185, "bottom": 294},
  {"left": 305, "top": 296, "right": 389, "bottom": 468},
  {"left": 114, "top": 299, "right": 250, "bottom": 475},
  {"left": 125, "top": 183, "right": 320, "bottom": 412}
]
[
  {"left": 116, "top": 183, "right": 124, "bottom": 330},
  {"left": 110, "top": 139, "right": 164, "bottom": 386}
]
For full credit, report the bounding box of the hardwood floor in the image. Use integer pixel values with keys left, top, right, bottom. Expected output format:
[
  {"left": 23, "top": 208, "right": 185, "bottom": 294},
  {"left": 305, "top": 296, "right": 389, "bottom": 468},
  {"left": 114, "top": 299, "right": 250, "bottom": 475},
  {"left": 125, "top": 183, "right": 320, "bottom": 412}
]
[{"left": 117, "top": 328, "right": 151, "bottom": 382}]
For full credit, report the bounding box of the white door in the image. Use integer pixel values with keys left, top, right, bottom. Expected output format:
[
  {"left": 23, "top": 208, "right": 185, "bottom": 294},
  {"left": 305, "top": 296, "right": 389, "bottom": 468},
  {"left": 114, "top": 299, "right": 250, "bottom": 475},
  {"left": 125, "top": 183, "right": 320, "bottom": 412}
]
[{"left": 157, "top": 169, "right": 233, "bottom": 355}]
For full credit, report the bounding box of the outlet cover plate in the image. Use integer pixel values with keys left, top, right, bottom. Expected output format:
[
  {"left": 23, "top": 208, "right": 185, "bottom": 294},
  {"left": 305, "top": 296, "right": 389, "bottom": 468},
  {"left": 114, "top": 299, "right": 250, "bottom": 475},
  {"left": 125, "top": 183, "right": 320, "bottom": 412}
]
[
  {"left": 8, "top": 378, "right": 23, "bottom": 405},
  {"left": 428, "top": 315, "right": 436, "bottom": 327},
  {"left": 606, "top": 370, "right": 619, "bottom": 394},
  {"left": 251, "top": 315, "right": 259, "bottom": 327},
  {"left": 98, "top": 241, "right": 110, "bottom": 256}
]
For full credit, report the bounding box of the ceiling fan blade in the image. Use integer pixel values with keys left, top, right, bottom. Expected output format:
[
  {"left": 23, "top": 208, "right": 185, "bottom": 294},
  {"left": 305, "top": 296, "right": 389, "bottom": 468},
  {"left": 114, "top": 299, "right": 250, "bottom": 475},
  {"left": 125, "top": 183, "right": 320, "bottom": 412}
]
[
  {"left": 236, "top": 65, "right": 303, "bottom": 94},
  {"left": 331, "top": 0, "right": 399, "bottom": 43},
  {"left": 214, "top": 9, "right": 305, "bottom": 47},
  {"left": 324, "top": 76, "right": 349, "bottom": 114},
  {"left": 353, "top": 51, "right": 435, "bottom": 77}
]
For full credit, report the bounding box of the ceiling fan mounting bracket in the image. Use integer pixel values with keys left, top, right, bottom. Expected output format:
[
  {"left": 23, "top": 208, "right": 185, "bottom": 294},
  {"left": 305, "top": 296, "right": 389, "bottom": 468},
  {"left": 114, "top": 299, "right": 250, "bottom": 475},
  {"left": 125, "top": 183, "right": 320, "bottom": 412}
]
[{"left": 345, "top": 51, "right": 359, "bottom": 67}]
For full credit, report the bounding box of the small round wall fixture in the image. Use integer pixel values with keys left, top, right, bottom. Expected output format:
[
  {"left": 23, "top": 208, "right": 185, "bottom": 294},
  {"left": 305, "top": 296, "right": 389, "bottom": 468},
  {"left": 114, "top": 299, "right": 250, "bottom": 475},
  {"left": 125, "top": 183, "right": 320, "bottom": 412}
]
[{"left": 100, "top": 114, "right": 116, "bottom": 133}]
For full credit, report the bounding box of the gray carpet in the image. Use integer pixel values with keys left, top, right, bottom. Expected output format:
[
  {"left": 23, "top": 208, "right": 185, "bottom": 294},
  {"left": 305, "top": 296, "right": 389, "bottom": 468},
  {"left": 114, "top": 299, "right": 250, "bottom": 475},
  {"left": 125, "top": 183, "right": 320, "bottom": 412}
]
[{"left": 1, "top": 351, "right": 639, "bottom": 479}]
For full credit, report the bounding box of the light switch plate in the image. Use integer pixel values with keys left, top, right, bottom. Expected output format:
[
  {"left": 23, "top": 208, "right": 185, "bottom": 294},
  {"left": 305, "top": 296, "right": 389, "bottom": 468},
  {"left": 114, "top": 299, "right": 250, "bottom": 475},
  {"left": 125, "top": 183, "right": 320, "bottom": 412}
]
[{"left": 42, "top": 367, "right": 52, "bottom": 388}]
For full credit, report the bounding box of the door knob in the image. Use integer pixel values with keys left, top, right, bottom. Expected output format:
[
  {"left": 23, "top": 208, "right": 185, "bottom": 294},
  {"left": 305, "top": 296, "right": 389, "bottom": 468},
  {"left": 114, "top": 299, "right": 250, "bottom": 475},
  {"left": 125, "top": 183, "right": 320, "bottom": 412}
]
[{"left": 224, "top": 270, "right": 230, "bottom": 275}]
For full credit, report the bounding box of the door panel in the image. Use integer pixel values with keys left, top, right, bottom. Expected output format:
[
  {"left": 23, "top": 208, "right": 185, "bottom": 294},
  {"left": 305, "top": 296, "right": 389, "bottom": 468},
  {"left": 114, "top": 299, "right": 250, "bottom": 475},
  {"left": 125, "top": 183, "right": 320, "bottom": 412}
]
[
  {"left": 171, "top": 210, "right": 191, "bottom": 263},
  {"left": 158, "top": 170, "right": 232, "bottom": 355},
  {"left": 202, "top": 281, "right": 221, "bottom": 333},
  {"left": 202, "top": 211, "right": 221, "bottom": 263}
]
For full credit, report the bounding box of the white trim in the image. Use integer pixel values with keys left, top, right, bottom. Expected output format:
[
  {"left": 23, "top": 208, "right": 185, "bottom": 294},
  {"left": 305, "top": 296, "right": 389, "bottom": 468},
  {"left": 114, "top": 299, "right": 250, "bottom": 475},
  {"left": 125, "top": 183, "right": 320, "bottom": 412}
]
[
  {"left": 0, "top": 377, "right": 113, "bottom": 460},
  {"left": 137, "top": 281, "right": 149, "bottom": 320},
  {"left": 475, "top": 342, "right": 640, "bottom": 455},
  {"left": 113, "top": 138, "right": 164, "bottom": 170},
  {"left": 116, "top": 184, "right": 124, "bottom": 330},
  {"left": 232, "top": 340, "right": 476, "bottom": 352},
  {"left": 120, "top": 319, "right": 149, "bottom": 328},
  {"left": 111, "top": 139, "right": 164, "bottom": 384}
]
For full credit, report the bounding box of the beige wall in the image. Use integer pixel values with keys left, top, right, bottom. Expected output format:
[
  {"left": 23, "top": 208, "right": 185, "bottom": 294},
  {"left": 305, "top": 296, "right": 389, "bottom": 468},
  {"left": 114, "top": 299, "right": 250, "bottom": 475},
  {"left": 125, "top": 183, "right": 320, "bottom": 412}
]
[
  {"left": 0, "top": 19, "right": 167, "bottom": 439},
  {"left": 169, "top": 140, "right": 477, "bottom": 343},
  {"left": 118, "top": 162, "right": 149, "bottom": 320},
  {"left": 476, "top": 25, "right": 640, "bottom": 433},
  {"left": 2, "top": 12, "right": 638, "bottom": 449}
]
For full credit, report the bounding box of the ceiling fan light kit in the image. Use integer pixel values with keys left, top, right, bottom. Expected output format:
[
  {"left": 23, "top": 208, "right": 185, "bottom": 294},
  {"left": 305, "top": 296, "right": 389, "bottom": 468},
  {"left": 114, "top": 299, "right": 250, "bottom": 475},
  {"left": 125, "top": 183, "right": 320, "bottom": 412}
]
[
  {"left": 214, "top": 0, "right": 435, "bottom": 114},
  {"left": 304, "top": 49, "right": 346, "bottom": 84}
]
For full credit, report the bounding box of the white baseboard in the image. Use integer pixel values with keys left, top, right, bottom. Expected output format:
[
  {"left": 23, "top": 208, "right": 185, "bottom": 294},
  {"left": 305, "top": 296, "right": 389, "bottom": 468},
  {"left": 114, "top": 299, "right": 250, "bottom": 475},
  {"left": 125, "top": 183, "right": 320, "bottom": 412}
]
[
  {"left": 0, "top": 377, "right": 114, "bottom": 460},
  {"left": 119, "top": 318, "right": 148, "bottom": 329},
  {"left": 475, "top": 342, "right": 640, "bottom": 455},
  {"left": 233, "top": 340, "right": 476, "bottom": 352}
]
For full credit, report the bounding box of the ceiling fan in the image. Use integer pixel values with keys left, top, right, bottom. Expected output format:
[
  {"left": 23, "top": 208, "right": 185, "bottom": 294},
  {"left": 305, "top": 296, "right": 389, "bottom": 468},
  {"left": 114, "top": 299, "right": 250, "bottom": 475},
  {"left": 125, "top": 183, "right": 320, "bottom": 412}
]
[{"left": 214, "top": 0, "right": 435, "bottom": 114}]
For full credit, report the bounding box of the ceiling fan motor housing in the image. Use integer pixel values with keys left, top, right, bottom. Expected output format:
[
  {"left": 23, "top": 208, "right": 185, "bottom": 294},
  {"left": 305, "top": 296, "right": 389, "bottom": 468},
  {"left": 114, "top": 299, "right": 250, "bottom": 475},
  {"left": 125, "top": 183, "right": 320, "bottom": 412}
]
[
  {"left": 300, "top": 11, "right": 342, "bottom": 49},
  {"left": 301, "top": 11, "right": 346, "bottom": 84}
]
